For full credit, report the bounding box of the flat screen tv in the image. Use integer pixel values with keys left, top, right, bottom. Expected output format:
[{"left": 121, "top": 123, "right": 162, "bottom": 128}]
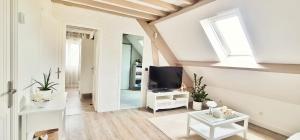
[{"left": 148, "top": 66, "right": 183, "bottom": 92}]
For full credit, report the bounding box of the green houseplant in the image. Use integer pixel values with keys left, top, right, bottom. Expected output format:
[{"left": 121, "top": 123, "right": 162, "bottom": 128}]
[
  {"left": 190, "top": 73, "right": 209, "bottom": 110},
  {"left": 26, "top": 69, "right": 58, "bottom": 100}
]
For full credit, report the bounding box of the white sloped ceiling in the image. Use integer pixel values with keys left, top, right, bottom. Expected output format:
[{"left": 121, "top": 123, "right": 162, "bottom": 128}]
[
  {"left": 155, "top": 0, "right": 300, "bottom": 103},
  {"left": 156, "top": 0, "right": 300, "bottom": 64}
]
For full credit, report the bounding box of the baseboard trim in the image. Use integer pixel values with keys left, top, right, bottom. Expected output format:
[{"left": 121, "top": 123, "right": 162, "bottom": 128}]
[{"left": 250, "top": 119, "right": 292, "bottom": 137}]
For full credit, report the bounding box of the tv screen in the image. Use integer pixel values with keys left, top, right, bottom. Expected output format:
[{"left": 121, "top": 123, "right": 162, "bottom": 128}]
[{"left": 148, "top": 66, "right": 183, "bottom": 91}]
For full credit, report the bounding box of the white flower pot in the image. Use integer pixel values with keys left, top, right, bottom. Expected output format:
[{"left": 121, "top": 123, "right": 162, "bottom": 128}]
[
  {"left": 39, "top": 90, "right": 53, "bottom": 100},
  {"left": 32, "top": 100, "right": 50, "bottom": 108},
  {"left": 193, "top": 101, "right": 203, "bottom": 110}
]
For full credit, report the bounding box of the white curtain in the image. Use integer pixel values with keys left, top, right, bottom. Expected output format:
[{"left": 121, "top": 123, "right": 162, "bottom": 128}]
[{"left": 65, "top": 38, "right": 81, "bottom": 88}]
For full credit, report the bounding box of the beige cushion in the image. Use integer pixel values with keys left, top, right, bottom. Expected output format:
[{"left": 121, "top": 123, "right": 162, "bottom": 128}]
[{"left": 288, "top": 133, "right": 300, "bottom": 140}]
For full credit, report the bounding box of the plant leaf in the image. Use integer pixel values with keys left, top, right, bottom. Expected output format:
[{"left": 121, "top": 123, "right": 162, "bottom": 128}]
[
  {"left": 48, "top": 83, "right": 58, "bottom": 89},
  {"left": 46, "top": 68, "right": 51, "bottom": 88},
  {"left": 193, "top": 73, "right": 197, "bottom": 88},
  {"left": 34, "top": 79, "right": 44, "bottom": 88},
  {"left": 43, "top": 73, "right": 48, "bottom": 88},
  {"left": 48, "top": 83, "right": 58, "bottom": 87},
  {"left": 24, "top": 81, "right": 38, "bottom": 89}
]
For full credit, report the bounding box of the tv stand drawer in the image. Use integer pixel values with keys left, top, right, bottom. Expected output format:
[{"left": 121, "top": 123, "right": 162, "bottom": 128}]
[{"left": 146, "top": 90, "right": 189, "bottom": 114}]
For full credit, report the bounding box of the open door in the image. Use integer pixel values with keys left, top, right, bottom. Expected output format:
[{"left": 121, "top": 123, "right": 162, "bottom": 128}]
[
  {"left": 0, "top": 1, "right": 13, "bottom": 139},
  {"left": 80, "top": 39, "right": 95, "bottom": 94}
]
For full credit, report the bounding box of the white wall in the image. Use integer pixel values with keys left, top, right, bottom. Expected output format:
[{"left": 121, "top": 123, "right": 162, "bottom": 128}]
[
  {"left": 155, "top": 0, "right": 300, "bottom": 136},
  {"left": 18, "top": 0, "right": 40, "bottom": 97},
  {"left": 18, "top": 0, "right": 62, "bottom": 105},
  {"left": 17, "top": 1, "right": 62, "bottom": 139},
  {"left": 52, "top": 4, "right": 152, "bottom": 112}
]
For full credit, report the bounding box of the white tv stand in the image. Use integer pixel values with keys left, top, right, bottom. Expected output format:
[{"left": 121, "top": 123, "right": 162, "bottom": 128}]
[{"left": 146, "top": 90, "right": 189, "bottom": 115}]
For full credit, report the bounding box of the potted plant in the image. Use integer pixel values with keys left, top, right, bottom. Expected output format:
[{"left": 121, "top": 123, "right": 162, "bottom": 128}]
[
  {"left": 190, "top": 73, "right": 209, "bottom": 110},
  {"left": 26, "top": 69, "right": 58, "bottom": 100}
]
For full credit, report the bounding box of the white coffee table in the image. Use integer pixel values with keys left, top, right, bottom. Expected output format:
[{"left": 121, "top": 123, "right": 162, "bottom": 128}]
[{"left": 187, "top": 108, "right": 249, "bottom": 140}]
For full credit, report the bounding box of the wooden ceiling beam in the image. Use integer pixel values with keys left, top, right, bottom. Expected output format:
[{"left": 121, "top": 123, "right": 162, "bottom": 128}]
[
  {"left": 151, "top": 41, "right": 160, "bottom": 66},
  {"left": 137, "top": 19, "right": 193, "bottom": 87},
  {"left": 98, "top": 0, "right": 168, "bottom": 16},
  {"left": 180, "top": 0, "right": 198, "bottom": 5},
  {"left": 150, "top": 0, "right": 215, "bottom": 25},
  {"left": 139, "top": 0, "right": 180, "bottom": 12},
  {"left": 52, "top": 0, "right": 158, "bottom": 20}
]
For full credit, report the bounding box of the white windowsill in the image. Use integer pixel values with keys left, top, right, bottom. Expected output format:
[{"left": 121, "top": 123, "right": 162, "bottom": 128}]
[
  {"left": 179, "top": 57, "right": 300, "bottom": 74},
  {"left": 212, "top": 56, "right": 263, "bottom": 69}
]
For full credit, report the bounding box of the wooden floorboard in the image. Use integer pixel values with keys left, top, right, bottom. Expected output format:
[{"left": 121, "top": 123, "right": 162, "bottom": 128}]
[{"left": 65, "top": 89, "right": 287, "bottom": 140}]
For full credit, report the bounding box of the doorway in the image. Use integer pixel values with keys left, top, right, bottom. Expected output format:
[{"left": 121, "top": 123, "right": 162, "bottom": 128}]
[
  {"left": 120, "top": 34, "right": 144, "bottom": 109},
  {"left": 65, "top": 25, "right": 97, "bottom": 114}
]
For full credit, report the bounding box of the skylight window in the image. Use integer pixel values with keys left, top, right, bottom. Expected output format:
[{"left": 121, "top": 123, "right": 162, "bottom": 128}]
[{"left": 201, "top": 10, "right": 253, "bottom": 60}]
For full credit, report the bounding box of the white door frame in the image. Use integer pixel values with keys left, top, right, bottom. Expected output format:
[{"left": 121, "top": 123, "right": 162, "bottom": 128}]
[
  {"left": 10, "top": 0, "right": 19, "bottom": 140},
  {"left": 1, "top": 1, "right": 12, "bottom": 140},
  {"left": 61, "top": 23, "right": 101, "bottom": 111}
]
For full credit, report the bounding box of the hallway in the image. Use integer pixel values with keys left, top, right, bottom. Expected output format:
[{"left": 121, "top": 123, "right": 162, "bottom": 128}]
[{"left": 65, "top": 89, "right": 94, "bottom": 139}]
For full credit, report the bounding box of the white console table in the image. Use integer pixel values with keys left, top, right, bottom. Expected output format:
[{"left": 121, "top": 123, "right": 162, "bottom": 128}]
[
  {"left": 19, "top": 92, "right": 67, "bottom": 140},
  {"left": 146, "top": 90, "right": 189, "bottom": 115}
]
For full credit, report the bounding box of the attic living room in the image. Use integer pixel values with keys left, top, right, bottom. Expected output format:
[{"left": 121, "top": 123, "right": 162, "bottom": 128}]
[{"left": 1, "top": 0, "right": 300, "bottom": 140}]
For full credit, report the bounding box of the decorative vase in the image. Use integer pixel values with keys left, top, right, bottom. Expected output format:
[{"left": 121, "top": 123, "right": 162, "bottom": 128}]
[
  {"left": 192, "top": 101, "right": 202, "bottom": 110},
  {"left": 39, "top": 89, "right": 53, "bottom": 100},
  {"left": 206, "top": 101, "right": 217, "bottom": 115}
]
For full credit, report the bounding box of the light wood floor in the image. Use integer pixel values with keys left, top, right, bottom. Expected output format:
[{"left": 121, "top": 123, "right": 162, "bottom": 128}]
[{"left": 65, "top": 89, "right": 287, "bottom": 140}]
